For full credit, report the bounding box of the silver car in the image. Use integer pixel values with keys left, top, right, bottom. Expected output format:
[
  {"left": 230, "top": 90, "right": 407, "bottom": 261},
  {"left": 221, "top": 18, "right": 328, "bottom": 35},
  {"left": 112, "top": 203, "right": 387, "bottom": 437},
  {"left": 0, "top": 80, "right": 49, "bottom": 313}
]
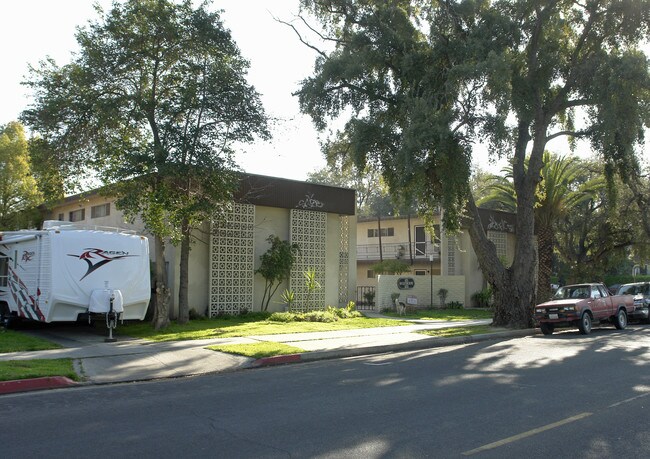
[{"left": 617, "top": 282, "right": 650, "bottom": 323}]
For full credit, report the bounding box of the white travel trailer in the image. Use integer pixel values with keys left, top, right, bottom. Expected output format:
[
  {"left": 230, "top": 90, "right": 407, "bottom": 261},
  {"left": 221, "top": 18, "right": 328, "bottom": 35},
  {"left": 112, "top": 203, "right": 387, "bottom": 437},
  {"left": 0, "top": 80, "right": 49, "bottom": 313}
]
[{"left": 0, "top": 221, "right": 150, "bottom": 331}]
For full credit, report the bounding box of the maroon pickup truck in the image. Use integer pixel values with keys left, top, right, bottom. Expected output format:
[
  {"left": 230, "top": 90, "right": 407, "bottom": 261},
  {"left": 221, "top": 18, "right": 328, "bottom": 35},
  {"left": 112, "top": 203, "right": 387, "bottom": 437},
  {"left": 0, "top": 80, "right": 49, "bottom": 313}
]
[{"left": 534, "top": 283, "right": 634, "bottom": 335}]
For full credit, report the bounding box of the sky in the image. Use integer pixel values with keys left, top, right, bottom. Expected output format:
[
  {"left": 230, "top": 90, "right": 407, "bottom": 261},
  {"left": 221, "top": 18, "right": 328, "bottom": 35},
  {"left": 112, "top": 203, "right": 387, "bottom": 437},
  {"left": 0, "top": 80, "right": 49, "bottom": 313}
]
[
  {"left": 1, "top": 0, "right": 647, "bottom": 184},
  {"left": 1, "top": 0, "right": 328, "bottom": 181}
]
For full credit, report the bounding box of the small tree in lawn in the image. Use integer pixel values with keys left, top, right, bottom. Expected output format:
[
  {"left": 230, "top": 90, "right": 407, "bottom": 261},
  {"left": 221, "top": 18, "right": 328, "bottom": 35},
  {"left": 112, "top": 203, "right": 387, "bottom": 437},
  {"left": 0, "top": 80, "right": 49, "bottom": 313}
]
[{"left": 256, "top": 235, "right": 300, "bottom": 311}]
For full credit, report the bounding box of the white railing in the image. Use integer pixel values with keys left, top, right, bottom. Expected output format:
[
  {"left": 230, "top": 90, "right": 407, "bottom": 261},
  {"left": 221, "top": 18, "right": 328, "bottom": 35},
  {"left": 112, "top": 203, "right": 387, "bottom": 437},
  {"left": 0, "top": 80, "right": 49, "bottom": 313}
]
[{"left": 357, "top": 241, "right": 439, "bottom": 261}]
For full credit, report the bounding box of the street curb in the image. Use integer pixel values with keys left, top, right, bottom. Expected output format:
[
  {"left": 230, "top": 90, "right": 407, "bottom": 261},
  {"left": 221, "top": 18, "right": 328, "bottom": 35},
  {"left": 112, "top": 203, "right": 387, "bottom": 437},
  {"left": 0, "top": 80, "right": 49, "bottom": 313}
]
[
  {"left": 252, "top": 329, "right": 539, "bottom": 367},
  {"left": 251, "top": 354, "right": 302, "bottom": 367},
  {"left": 0, "top": 376, "right": 78, "bottom": 395}
]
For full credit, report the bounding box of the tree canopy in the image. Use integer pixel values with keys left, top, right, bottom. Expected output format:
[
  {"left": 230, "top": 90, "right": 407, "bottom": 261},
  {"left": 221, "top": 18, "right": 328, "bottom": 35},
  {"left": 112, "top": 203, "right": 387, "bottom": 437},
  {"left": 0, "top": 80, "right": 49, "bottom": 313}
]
[
  {"left": 0, "top": 122, "right": 42, "bottom": 229},
  {"left": 22, "top": 0, "right": 270, "bottom": 327},
  {"left": 295, "top": 0, "right": 650, "bottom": 328}
]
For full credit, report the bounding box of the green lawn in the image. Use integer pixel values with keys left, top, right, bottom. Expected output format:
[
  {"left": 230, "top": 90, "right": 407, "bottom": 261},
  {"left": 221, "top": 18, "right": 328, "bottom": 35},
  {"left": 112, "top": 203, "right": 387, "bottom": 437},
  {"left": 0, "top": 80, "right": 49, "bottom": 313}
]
[
  {"left": 207, "top": 342, "right": 305, "bottom": 359},
  {"left": 0, "top": 358, "right": 79, "bottom": 382},
  {"left": 122, "top": 314, "right": 411, "bottom": 342},
  {"left": 383, "top": 308, "right": 493, "bottom": 321},
  {"left": 0, "top": 329, "right": 63, "bottom": 353}
]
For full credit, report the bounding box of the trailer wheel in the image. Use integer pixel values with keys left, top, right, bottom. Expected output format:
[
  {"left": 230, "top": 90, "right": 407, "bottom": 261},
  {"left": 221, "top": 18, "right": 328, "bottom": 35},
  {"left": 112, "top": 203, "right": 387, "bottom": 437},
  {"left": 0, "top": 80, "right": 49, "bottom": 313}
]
[
  {"left": 540, "top": 322, "right": 554, "bottom": 335},
  {"left": 578, "top": 312, "right": 592, "bottom": 335},
  {"left": 2, "top": 315, "right": 15, "bottom": 330},
  {"left": 614, "top": 308, "right": 627, "bottom": 330}
]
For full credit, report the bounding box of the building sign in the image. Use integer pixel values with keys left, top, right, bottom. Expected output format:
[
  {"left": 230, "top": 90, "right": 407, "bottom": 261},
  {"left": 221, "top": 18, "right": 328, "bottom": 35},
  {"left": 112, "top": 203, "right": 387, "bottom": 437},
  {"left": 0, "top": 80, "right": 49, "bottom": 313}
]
[{"left": 397, "top": 277, "right": 415, "bottom": 290}]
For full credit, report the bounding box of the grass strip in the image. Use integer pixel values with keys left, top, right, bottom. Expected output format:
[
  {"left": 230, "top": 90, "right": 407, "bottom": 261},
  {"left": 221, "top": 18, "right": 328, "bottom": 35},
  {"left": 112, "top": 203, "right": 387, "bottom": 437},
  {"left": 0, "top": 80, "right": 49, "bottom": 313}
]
[
  {"left": 0, "top": 329, "right": 63, "bottom": 353},
  {"left": 122, "top": 315, "right": 410, "bottom": 342},
  {"left": 417, "top": 325, "right": 498, "bottom": 338},
  {"left": 207, "top": 342, "right": 306, "bottom": 359},
  {"left": 0, "top": 358, "right": 79, "bottom": 382},
  {"left": 383, "top": 308, "right": 493, "bottom": 321}
]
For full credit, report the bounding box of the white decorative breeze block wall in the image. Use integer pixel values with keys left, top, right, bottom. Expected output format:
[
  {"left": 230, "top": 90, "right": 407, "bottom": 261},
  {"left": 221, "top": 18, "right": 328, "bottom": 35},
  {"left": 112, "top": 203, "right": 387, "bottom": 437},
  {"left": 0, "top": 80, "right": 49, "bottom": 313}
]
[
  {"left": 209, "top": 203, "right": 255, "bottom": 316},
  {"left": 290, "top": 209, "right": 326, "bottom": 311},
  {"left": 338, "top": 215, "right": 350, "bottom": 306},
  {"left": 375, "top": 275, "right": 466, "bottom": 311}
]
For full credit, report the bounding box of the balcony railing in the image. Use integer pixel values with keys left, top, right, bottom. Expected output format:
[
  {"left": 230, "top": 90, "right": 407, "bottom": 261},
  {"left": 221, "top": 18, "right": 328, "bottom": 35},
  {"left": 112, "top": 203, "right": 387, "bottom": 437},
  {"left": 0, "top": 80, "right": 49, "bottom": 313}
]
[{"left": 357, "top": 241, "right": 439, "bottom": 261}]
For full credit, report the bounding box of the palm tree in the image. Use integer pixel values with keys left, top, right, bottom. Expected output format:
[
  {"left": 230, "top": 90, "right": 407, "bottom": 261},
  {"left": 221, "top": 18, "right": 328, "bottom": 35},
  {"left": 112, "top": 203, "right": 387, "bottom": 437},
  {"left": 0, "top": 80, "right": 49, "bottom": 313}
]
[{"left": 477, "top": 152, "right": 603, "bottom": 302}]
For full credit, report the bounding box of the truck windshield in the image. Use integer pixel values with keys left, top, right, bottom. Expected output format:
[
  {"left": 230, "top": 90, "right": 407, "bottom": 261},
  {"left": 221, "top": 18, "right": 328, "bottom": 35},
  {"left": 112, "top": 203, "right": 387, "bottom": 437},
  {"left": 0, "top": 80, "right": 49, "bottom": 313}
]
[{"left": 553, "top": 285, "right": 590, "bottom": 300}]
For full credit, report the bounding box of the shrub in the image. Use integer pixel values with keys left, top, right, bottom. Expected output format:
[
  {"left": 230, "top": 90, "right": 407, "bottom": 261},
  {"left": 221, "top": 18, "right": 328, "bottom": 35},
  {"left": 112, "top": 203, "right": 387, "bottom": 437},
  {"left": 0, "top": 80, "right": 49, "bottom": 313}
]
[
  {"left": 471, "top": 288, "right": 493, "bottom": 308},
  {"left": 268, "top": 312, "right": 299, "bottom": 322},
  {"left": 446, "top": 301, "right": 463, "bottom": 309},
  {"left": 363, "top": 290, "right": 375, "bottom": 305},
  {"left": 438, "top": 288, "right": 448, "bottom": 308},
  {"left": 326, "top": 304, "right": 362, "bottom": 319},
  {"left": 302, "top": 310, "right": 339, "bottom": 322},
  {"left": 372, "top": 260, "right": 411, "bottom": 274},
  {"left": 188, "top": 308, "right": 206, "bottom": 320}
]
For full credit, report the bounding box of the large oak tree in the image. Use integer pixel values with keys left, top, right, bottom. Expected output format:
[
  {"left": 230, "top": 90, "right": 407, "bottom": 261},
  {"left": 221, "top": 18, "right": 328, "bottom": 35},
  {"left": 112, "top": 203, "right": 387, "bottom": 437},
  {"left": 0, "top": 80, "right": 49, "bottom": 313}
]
[
  {"left": 22, "top": 0, "right": 269, "bottom": 328},
  {"left": 295, "top": 0, "right": 649, "bottom": 328}
]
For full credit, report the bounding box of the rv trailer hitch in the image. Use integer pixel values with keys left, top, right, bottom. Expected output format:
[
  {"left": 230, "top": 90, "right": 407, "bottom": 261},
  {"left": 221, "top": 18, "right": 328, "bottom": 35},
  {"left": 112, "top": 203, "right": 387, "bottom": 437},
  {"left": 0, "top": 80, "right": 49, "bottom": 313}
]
[{"left": 105, "top": 294, "right": 118, "bottom": 343}]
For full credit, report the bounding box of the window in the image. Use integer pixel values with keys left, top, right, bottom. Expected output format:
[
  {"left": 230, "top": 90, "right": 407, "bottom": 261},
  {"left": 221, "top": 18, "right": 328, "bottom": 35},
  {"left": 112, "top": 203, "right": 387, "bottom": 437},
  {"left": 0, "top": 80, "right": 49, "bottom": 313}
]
[
  {"left": 367, "top": 270, "right": 375, "bottom": 279},
  {"left": 0, "top": 256, "right": 8, "bottom": 287},
  {"left": 367, "top": 227, "right": 394, "bottom": 238},
  {"left": 447, "top": 235, "right": 456, "bottom": 275},
  {"left": 69, "top": 209, "right": 85, "bottom": 222},
  {"left": 414, "top": 225, "right": 426, "bottom": 255},
  {"left": 57, "top": 213, "right": 64, "bottom": 221},
  {"left": 414, "top": 270, "right": 427, "bottom": 276},
  {"left": 91, "top": 203, "right": 110, "bottom": 218}
]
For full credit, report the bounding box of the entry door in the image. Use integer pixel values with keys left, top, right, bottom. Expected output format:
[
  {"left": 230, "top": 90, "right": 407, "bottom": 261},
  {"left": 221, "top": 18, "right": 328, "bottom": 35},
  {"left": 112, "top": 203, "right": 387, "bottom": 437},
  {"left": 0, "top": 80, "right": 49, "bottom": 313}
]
[
  {"left": 590, "top": 285, "right": 607, "bottom": 319},
  {"left": 414, "top": 226, "right": 426, "bottom": 256}
]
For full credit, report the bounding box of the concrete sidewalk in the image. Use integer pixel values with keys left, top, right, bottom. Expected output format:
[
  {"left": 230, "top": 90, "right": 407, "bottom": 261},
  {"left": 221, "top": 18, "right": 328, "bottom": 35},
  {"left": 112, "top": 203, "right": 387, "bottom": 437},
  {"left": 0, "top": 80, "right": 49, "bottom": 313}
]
[{"left": 0, "top": 316, "right": 538, "bottom": 394}]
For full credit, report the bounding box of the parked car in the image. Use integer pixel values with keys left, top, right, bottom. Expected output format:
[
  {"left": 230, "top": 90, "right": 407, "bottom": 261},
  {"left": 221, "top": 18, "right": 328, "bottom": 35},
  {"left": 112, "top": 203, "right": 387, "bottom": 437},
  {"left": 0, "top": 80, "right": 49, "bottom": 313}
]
[
  {"left": 534, "top": 283, "right": 635, "bottom": 335},
  {"left": 616, "top": 282, "right": 650, "bottom": 323}
]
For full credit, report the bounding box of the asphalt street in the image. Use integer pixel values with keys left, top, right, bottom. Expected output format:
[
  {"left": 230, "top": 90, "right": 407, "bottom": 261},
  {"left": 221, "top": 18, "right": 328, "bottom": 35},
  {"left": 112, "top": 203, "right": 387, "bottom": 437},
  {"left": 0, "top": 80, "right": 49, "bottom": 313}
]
[{"left": 1, "top": 326, "right": 648, "bottom": 458}]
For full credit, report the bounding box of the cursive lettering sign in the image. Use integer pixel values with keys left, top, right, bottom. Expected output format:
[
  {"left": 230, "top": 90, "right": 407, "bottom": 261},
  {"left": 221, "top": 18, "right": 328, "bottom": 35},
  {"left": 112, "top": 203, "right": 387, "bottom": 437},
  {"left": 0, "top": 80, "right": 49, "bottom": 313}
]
[{"left": 297, "top": 193, "right": 324, "bottom": 209}]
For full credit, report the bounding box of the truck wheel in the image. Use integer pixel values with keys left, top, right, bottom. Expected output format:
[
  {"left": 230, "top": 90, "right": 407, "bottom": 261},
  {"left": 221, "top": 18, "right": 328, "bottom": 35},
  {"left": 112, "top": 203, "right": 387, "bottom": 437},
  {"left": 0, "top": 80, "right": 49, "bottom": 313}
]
[
  {"left": 578, "top": 312, "right": 592, "bottom": 335},
  {"left": 540, "top": 322, "right": 554, "bottom": 335},
  {"left": 614, "top": 309, "right": 627, "bottom": 330}
]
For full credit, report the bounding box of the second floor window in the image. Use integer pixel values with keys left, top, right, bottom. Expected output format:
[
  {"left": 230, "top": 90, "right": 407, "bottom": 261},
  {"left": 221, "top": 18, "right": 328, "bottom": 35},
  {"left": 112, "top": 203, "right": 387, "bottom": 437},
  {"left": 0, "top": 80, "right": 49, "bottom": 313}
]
[
  {"left": 69, "top": 209, "right": 85, "bottom": 222},
  {"left": 91, "top": 203, "right": 110, "bottom": 218},
  {"left": 367, "top": 227, "right": 394, "bottom": 238}
]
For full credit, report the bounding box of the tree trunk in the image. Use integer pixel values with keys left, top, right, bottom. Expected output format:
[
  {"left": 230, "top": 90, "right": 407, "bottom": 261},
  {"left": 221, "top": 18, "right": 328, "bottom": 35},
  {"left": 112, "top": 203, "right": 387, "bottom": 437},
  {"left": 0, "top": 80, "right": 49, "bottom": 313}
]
[
  {"left": 466, "top": 191, "right": 537, "bottom": 329},
  {"left": 152, "top": 234, "right": 170, "bottom": 330},
  {"left": 627, "top": 177, "right": 650, "bottom": 239},
  {"left": 536, "top": 222, "right": 554, "bottom": 303},
  {"left": 177, "top": 217, "right": 191, "bottom": 324}
]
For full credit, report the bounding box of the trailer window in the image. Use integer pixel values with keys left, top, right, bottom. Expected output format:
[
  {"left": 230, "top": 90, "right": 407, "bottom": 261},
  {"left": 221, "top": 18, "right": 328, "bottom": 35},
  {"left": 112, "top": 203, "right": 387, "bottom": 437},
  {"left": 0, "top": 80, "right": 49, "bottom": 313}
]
[{"left": 0, "top": 257, "right": 7, "bottom": 287}]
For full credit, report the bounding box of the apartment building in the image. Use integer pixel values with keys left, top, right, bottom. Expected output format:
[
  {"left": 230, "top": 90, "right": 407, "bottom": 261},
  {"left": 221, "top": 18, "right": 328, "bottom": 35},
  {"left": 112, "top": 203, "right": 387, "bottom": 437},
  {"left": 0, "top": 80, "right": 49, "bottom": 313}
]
[
  {"left": 43, "top": 174, "right": 357, "bottom": 318},
  {"left": 356, "top": 209, "right": 516, "bottom": 308}
]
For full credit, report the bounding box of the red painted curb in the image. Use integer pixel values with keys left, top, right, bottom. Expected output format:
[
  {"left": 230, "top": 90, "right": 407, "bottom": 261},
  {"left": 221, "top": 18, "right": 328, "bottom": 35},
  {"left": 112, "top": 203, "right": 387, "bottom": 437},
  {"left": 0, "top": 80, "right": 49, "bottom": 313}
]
[
  {"left": 253, "top": 354, "right": 302, "bottom": 367},
  {"left": 0, "top": 376, "right": 78, "bottom": 395}
]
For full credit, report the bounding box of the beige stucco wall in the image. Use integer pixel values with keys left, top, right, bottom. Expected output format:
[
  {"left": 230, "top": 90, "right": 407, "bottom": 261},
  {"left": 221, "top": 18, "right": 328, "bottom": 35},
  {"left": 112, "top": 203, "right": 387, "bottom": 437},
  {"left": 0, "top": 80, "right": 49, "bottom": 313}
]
[{"left": 376, "top": 274, "right": 466, "bottom": 311}]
